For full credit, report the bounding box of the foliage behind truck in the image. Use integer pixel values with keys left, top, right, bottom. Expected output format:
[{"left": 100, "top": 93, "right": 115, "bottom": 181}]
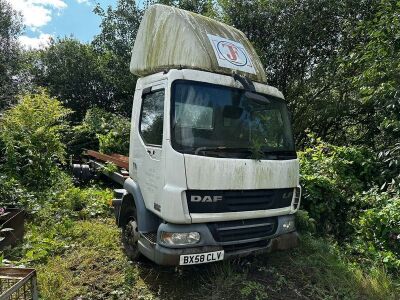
[{"left": 74, "top": 4, "right": 301, "bottom": 266}]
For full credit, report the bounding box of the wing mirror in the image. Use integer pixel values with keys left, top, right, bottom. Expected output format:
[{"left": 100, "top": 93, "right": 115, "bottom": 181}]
[{"left": 245, "top": 91, "right": 271, "bottom": 104}]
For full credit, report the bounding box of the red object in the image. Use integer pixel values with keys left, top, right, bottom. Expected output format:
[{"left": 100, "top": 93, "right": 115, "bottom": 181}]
[{"left": 85, "top": 150, "right": 129, "bottom": 170}]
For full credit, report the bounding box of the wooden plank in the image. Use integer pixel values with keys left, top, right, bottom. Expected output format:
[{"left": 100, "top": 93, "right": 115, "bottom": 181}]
[{"left": 86, "top": 150, "right": 129, "bottom": 170}]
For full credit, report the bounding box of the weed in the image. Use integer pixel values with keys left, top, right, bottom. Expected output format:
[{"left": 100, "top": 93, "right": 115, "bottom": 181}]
[{"left": 240, "top": 281, "right": 268, "bottom": 300}]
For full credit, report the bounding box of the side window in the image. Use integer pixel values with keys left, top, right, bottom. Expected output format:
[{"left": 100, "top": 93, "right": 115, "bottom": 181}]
[{"left": 140, "top": 89, "right": 165, "bottom": 146}]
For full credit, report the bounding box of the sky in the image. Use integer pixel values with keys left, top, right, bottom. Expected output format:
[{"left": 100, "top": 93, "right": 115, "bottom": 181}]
[{"left": 8, "top": 0, "right": 119, "bottom": 49}]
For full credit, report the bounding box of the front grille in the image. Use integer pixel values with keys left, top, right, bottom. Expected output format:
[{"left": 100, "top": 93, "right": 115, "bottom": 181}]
[
  {"left": 186, "top": 188, "right": 294, "bottom": 213},
  {"left": 223, "top": 240, "right": 270, "bottom": 252},
  {"left": 208, "top": 217, "right": 277, "bottom": 243}
]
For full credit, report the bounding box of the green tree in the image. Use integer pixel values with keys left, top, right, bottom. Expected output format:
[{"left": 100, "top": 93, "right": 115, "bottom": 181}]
[
  {"left": 31, "top": 38, "right": 116, "bottom": 121},
  {"left": 92, "top": 0, "right": 143, "bottom": 116},
  {"left": 0, "top": 0, "right": 22, "bottom": 111},
  {"left": 153, "top": 0, "right": 217, "bottom": 16},
  {"left": 218, "top": 0, "right": 378, "bottom": 146},
  {"left": 342, "top": 0, "right": 400, "bottom": 187}
]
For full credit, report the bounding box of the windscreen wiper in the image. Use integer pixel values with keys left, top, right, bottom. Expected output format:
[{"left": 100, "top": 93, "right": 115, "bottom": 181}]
[
  {"left": 194, "top": 146, "right": 251, "bottom": 155},
  {"left": 261, "top": 150, "right": 297, "bottom": 158},
  {"left": 193, "top": 147, "right": 296, "bottom": 159}
]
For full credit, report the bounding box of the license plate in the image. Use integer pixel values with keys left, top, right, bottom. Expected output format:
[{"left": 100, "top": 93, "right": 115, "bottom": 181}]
[{"left": 179, "top": 250, "right": 224, "bottom": 265}]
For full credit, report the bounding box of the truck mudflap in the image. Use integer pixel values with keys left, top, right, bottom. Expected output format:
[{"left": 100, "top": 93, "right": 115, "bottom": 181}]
[{"left": 138, "top": 231, "right": 299, "bottom": 266}]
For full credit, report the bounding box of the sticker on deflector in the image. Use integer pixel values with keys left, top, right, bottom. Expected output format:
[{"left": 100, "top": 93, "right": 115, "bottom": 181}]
[{"left": 207, "top": 34, "right": 256, "bottom": 74}]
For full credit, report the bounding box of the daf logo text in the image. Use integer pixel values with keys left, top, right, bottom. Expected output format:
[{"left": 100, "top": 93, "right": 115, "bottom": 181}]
[{"left": 190, "top": 195, "right": 223, "bottom": 203}]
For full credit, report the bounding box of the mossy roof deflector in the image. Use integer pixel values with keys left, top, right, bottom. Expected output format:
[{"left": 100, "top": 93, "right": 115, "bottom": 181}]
[{"left": 130, "top": 4, "right": 267, "bottom": 83}]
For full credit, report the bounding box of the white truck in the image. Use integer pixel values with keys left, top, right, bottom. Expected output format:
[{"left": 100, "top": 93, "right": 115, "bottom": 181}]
[{"left": 76, "top": 4, "right": 301, "bottom": 266}]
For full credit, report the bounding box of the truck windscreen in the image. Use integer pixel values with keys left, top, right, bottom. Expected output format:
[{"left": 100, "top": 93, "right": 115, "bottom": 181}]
[{"left": 171, "top": 80, "right": 296, "bottom": 159}]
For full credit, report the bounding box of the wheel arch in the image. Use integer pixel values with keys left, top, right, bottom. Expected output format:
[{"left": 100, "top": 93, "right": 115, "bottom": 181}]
[{"left": 119, "top": 178, "right": 161, "bottom": 232}]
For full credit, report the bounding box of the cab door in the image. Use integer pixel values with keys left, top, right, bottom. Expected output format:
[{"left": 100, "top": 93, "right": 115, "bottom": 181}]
[{"left": 133, "top": 82, "right": 166, "bottom": 215}]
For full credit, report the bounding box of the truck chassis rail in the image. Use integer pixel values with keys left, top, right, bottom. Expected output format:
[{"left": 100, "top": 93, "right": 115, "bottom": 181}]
[{"left": 85, "top": 150, "right": 129, "bottom": 170}]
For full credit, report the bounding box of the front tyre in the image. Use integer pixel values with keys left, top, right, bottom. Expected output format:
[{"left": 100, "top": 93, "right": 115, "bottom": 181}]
[{"left": 121, "top": 211, "right": 141, "bottom": 261}]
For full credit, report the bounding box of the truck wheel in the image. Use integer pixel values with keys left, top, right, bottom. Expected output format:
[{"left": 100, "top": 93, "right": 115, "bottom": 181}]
[
  {"left": 71, "top": 163, "right": 92, "bottom": 182},
  {"left": 121, "top": 210, "right": 141, "bottom": 261}
]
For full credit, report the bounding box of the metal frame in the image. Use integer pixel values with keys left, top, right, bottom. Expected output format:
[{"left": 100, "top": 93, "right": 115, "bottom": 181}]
[{"left": 0, "top": 267, "right": 38, "bottom": 300}]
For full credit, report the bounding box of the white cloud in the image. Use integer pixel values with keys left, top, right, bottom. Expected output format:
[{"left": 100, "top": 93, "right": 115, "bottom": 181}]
[
  {"left": 76, "top": 0, "right": 90, "bottom": 4},
  {"left": 8, "top": 0, "right": 67, "bottom": 29},
  {"left": 31, "top": 0, "right": 67, "bottom": 9},
  {"left": 19, "top": 33, "right": 53, "bottom": 49}
]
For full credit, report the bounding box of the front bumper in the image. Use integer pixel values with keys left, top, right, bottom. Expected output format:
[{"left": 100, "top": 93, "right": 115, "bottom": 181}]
[
  {"left": 138, "top": 216, "right": 299, "bottom": 265},
  {"left": 139, "top": 232, "right": 299, "bottom": 265}
]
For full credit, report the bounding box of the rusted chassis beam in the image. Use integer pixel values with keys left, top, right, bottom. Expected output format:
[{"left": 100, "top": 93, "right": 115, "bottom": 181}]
[
  {"left": 85, "top": 150, "right": 129, "bottom": 170},
  {"left": 71, "top": 150, "right": 129, "bottom": 185}
]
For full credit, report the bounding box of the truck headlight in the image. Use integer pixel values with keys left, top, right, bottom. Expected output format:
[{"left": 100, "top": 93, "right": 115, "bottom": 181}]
[{"left": 160, "top": 231, "right": 200, "bottom": 245}]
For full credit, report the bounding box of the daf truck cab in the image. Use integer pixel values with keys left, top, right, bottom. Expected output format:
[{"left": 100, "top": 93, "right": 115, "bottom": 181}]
[{"left": 112, "top": 5, "right": 301, "bottom": 265}]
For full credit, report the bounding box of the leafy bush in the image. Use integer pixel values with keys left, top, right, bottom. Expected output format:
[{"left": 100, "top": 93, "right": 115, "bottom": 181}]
[
  {"left": 97, "top": 126, "right": 130, "bottom": 155},
  {"left": 350, "top": 188, "right": 400, "bottom": 272},
  {"left": 70, "top": 107, "right": 130, "bottom": 156},
  {"left": 300, "top": 134, "right": 377, "bottom": 192},
  {"left": 295, "top": 210, "right": 316, "bottom": 234},
  {"left": 299, "top": 134, "right": 377, "bottom": 236},
  {"left": 0, "top": 91, "right": 71, "bottom": 190},
  {"left": 378, "top": 142, "right": 400, "bottom": 191},
  {"left": 299, "top": 175, "right": 343, "bottom": 234},
  {"left": 0, "top": 174, "right": 34, "bottom": 208}
]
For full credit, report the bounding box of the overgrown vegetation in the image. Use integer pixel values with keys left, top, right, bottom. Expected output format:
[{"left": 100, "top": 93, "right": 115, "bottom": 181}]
[
  {"left": 70, "top": 107, "right": 130, "bottom": 156},
  {"left": 0, "top": 0, "right": 399, "bottom": 298},
  {"left": 298, "top": 134, "right": 377, "bottom": 236},
  {"left": 0, "top": 91, "right": 71, "bottom": 190},
  {"left": 350, "top": 189, "right": 400, "bottom": 273},
  {"left": 298, "top": 134, "right": 400, "bottom": 274}
]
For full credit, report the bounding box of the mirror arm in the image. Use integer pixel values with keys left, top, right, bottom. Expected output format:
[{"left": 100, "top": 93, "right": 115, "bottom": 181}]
[{"left": 232, "top": 73, "right": 256, "bottom": 92}]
